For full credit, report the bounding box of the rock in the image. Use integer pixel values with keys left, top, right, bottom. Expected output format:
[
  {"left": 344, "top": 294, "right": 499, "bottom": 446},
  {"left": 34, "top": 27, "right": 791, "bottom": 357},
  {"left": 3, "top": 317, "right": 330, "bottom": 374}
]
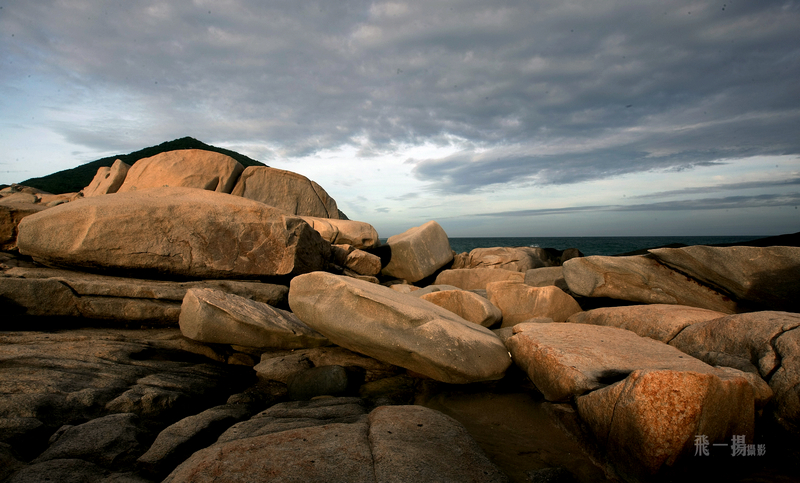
[
  {"left": 179, "top": 288, "right": 329, "bottom": 349},
  {"left": 380, "top": 220, "right": 453, "bottom": 283},
  {"left": 525, "top": 266, "right": 569, "bottom": 292},
  {"left": 467, "top": 246, "right": 560, "bottom": 271},
  {"left": 231, "top": 166, "right": 341, "bottom": 218},
  {"left": 668, "top": 311, "right": 800, "bottom": 432},
  {"left": 165, "top": 404, "right": 506, "bottom": 483},
  {"left": 136, "top": 403, "right": 252, "bottom": 477},
  {"left": 5, "top": 459, "right": 111, "bottom": 483},
  {"left": 358, "top": 374, "right": 417, "bottom": 405},
  {"left": 287, "top": 365, "right": 365, "bottom": 401},
  {"left": 575, "top": 368, "right": 754, "bottom": 479},
  {"left": 367, "top": 405, "right": 509, "bottom": 483},
  {"left": 506, "top": 322, "right": 744, "bottom": 402},
  {"left": 255, "top": 346, "right": 401, "bottom": 384},
  {"left": 330, "top": 246, "right": 382, "bottom": 276},
  {"left": 0, "top": 443, "right": 23, "bottom": 481},
  {"left": 299, "top": 217, "right": 380, "bottom": 248},
  {"left": 648, "top": 246, "right": 800, "bottom": 312},
  {"left": 117, "top": 149, "right": 244, "bottom": 193},
  {"left": 419, "top": 289, "right": 502, "bottom": 327},
  {"left": 408, "top": 284, "right": 462, "bottom": 297},
  {"left": 83, "top": 159, "right": 130, "bottom": 197},
  {"left": 1, "top": 266, "right": 288, "bottom": 324},
  {"left": 434, "top": 268, "right": 524, "bottom": 290},
  {"left": 0, "top": 192, "right": 39, "bottom": 204},
  {"left": 562, "top": 254, "right": 739, "bottom": 313},
  {"left": 0, "top": 202, "right": 47, "bottom": 251},
  {"left": 487, "top": 282, "right": 582, "bottom": 326},
  {"left": 17, "top": 187, "right": 329, "bottom": 279},
  {"left": 289, "top": 272, "right": 511, "bottom": 384},
  {"left": 566, "top": 304, "right": 727, "bottom": 343},
  {"left": 34, "top": 413, "right": 145, "bottom": 468}
]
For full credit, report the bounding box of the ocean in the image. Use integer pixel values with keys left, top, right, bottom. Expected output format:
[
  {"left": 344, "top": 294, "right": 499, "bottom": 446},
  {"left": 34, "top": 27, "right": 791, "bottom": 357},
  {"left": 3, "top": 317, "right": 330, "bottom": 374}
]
[{"left": 381, "top": 236, "right": 767, "bottom": 257}]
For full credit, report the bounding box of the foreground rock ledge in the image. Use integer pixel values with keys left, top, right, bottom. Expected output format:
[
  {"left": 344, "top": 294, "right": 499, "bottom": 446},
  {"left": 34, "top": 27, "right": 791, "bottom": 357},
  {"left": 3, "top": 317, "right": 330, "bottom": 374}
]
[
  {"left": 288, "top": 272, "right": 512, "bottom": 383},
  {"left": 16, "top": 187, "right": 329, "bottom": 279}
]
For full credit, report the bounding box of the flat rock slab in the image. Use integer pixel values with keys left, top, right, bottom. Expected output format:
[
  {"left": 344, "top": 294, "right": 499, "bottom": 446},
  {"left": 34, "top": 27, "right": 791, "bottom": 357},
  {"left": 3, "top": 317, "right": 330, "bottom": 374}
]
[
  {"left": 289, "top": 272, "right": 511, "bottom": 384},
  {"left": 567, "top": 304, "right": 727, "bottom": 343},
  {"left": 231, "top": 166, "right": 341, "bottom": 218},
  {"left": 180, "top": 288, "right": 329, "bottom": 349},
  {"left": 669, "top": 311, "right": 800, "bottom": 432},
  {"left": 117, "top": 149, "right": 244, "bottom": 194},
  {"left": 434, "top": 268, "right": 524, "bottom": 290},
  {"left": 380, "top": 220, "right": 453, "bottom": 283},
  {"left": 562, "top": 254, "right": 739, "bottom": 313},
  {"left": 467, "top": 247, "right": 559, "bottom": 271},
  {"left": 649, "top": 246, "right": 800, "bottom": 312},
  {"left": 17, "top": 187, "right": 329, "bottom": 279},
  {"left": 165, "top": 403, "right": 506, "bottom": 483},
  {"left": 506, "top": 322, "right": 730, "bottom": 402},
  {"left": 487, "top": 281, "right": 582, "bottom": 326}
]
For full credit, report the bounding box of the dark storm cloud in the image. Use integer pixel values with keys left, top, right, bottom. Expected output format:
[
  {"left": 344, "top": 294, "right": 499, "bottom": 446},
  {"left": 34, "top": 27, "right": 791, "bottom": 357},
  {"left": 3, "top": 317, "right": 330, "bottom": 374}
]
[
  {"left": 1, "top": 0, "right": 798, "bottom": 181},
  {"left": 471, "top": 192, "right": 800, "bottom": 218}
]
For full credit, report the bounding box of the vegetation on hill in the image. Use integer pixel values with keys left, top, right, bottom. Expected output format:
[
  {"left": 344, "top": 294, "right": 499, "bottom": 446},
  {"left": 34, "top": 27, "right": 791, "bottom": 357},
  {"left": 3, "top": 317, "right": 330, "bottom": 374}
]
[{"left": 19, "top": 137, "right": 268, "bottom": 194}]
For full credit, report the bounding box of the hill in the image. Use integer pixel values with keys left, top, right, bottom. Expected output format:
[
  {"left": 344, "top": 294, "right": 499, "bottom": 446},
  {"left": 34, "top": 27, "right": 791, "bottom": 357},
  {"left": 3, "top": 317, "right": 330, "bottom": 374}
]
[{"left": 18, "top": 137, "right": 268, "bottom": 194}]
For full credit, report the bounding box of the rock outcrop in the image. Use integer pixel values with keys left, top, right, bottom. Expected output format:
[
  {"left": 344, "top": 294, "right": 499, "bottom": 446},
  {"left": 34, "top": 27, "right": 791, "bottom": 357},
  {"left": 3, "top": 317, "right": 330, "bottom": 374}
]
[
  {"left": 434, "top": 267, "right": 524, "bottom": 290},
  {"left": 380, "top": 220, "right": 453, "bottom": 283},
  {"left": 231, "top": 166, "right": 341, "bottom": 218},
  {"left": 418, "top": 289, "right": 503, "bottom": 327},
  {"left": 17, "top": 187, "right": 330, "bottom": 279},
  {"left": 117, "top": 150, "right": 244, "bottom": 194},
  {"left": 82, "top": 159, "right": 131, "bottom": 197},
  {"left": 299, "top": 216, "right": 380, "bottom": 249},
  {"left": 487, "top": 281, "right": 582, "bottom": 326}
]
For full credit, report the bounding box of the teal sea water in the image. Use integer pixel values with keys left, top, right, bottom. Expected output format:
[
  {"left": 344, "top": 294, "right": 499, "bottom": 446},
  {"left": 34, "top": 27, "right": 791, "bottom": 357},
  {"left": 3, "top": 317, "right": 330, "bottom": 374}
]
[{"left": 439, "top": 236, "right": 766, "bottom": 257}]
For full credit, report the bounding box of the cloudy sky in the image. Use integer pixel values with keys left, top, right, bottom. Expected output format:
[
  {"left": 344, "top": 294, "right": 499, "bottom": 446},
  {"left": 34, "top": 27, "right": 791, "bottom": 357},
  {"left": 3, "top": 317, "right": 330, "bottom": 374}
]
[{"left": 2, "top": 0, "right": 799, "bottom": 237}]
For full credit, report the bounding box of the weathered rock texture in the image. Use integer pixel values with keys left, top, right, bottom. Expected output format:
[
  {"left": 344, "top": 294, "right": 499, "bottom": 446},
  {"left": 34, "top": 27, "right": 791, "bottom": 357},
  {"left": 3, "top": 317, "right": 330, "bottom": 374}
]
[
  {"left": 669, "top": 311, "right": 800, "bottom": 432},
  {"left": 231, "top": 166, "right": 341, "bottom": 218},
  {"left": 487, "top": 281, "right": 582, "bottom": 326},
  {"left": 466, "top": 246, "right": 560, "bottom": 272},
  {"left": 179, "top": 288, "right": 329, "bottom": 349},
  {"left": 299, "top": 216, "right": 380, "bottom": 249},
  {"left": 562, "top": 254, "right": 739, "bottom": 313},
  {"left": 567, "top": 304, "right": 727, "bottom": 343},
  {"left": 381, "top": 220, "right": 453, "bottom": 283},
  {"left": 434, "top": 268, "right": 524, "bottom": 290},
  {"left": 289, "top": 272, "right": 511, "bottom": 383},
  {"left": 648, "top": 246, "right": 800, "bottom": 312},
  {"left": 0, "top": 266, "right": 287, "bottom": 323},
  {"left": 117, "top": 149, "right": 244, "bottom": 193},
  {"left": 17, "top": 187, "right": 329, "bottom": 279},
  {"left": 418, "top": 289, "right": 503, "bottom": 327},
  {"left": 83, "top": 159, "right": 131, "bottom": 197},
  {"left": 0, "top": 202, "right": 47, "bottom": 251}
]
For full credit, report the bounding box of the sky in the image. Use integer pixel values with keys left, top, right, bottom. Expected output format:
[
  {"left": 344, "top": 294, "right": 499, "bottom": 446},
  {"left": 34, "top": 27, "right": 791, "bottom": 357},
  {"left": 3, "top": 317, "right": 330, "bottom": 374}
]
[{"left": 1, "top": 0, "right": 799, "bottom": 237}]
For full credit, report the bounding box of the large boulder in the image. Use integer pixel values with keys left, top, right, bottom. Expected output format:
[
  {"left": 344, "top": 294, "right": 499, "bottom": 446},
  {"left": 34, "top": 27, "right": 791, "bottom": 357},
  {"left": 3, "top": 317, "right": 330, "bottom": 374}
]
[
  {"left": 288, "top": 272, "right": 511, "bottom": 384},
  {"left": 179, "top": 288, "right": 329, "bottom": 349},
  {"left": 567, "top": 304, "right": 727, "bottom": 343},
  {"left": 0, "top": 266, "right": 288, "bottom": 324},
  {"left": 434, "top": 268, "right": 524, "bottom": 290},
  {"left": 16, "top": 187, "right": 330, "bottom": 279},
  {"left": 381, "top": 221, "right": 453, "bottom": 283},
  {"left": 668, "top": 311, "right": 800, "bottom": 432},
  {"left": 487, "top": 281, "right": 582, "bottom": 326},
  {"left": 299, "top": 216, "right": 380, "bottom": 249},
  {"left": 562, "top": 255, "right": 739, "bottom": 313},
  {"left": 118, "top": 150, "right": 244, "bottom": 193},
  {"left": 648, "top": 246, "right": 800, "bottom": 312},
  {"left": 418, "top": 289, "right": 503, "bottom": 327},
  {"left": 231, "top": 166, "right": 341, "bottom": 218},
  {"left": 466, "top": 246, "right": 560, "bottom": 272},
  {"left": 82, "top": 159, "right": 130, "bottom": 197}
]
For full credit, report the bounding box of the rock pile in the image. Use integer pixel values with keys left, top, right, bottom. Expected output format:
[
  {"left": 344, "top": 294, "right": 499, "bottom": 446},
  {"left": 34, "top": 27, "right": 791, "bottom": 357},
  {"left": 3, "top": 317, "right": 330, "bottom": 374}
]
[{"left": 2, "top": 149, "right": 799, "bottom": 482}]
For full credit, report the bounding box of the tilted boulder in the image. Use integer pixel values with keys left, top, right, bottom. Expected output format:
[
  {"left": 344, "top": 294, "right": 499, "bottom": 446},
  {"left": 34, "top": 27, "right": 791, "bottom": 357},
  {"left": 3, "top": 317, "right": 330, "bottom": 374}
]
[
  {"left": 669, "top": 311, "right": 800, "bottom": 432},
  {"left": 288, "top": 272, "right": 511, "bottom": 384},
  {"left": 82, "top": 159, "right": 130, "bottom": 197},
  {"left": 487, "top": 281, "right": 582, "bottom": 326},
  {"left": 118, "top": 149, "right": 244, "bottom": 193},
  {"left": 299, "top": 216, "right": 380, "bottom": 249},
  {"left": 567, "top": 304, "right": 727, "bottom": 343},
  {"left": 434, "top": 268, "right": 524, "bottom": 290},
  {"left": 648, "top": 246, "right": 800, "bottom": 312},
  {"left": 231, "top": 166, "right": 341, "bottom": 218},
  {"left": 524, "top": 266, "right": 569, "bottom": 292},
  {"left": 467, "top": 246, "right": 560, "bottom": 272},
  {"left": 180, "top": 288, "right": 329, "bottom": 349},
  {"left": 17, "top": 187, "right": 329, "bottom": 279},
  {"left": 380, "top": 220, "right": 453, "bottom": 283},
  {"left": 418, "top": 289, "right": 503, "bottom": 327},
  {"left": 562, "top": 254, "right": 739, "bottom": 313}
]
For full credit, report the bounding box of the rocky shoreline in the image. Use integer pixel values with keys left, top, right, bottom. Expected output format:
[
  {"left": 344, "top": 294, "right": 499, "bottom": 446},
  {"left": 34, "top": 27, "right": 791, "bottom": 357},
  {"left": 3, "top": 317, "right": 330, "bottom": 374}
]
[{"left": 2, "top": 149, "right": 799, "bottom": 482}]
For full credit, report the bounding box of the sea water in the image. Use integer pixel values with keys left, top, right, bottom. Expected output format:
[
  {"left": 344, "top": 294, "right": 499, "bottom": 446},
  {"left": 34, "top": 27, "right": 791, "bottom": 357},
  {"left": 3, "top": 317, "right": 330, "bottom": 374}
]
[{"left": 380, "top": 236, "right": 766, "bottom": 257}]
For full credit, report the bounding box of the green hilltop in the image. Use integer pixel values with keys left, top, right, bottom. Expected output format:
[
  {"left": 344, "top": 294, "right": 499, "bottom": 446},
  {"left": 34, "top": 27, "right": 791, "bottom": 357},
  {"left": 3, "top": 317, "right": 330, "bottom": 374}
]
[{"left": 18, "top": 137, "right": 267, "bottom": 194}]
